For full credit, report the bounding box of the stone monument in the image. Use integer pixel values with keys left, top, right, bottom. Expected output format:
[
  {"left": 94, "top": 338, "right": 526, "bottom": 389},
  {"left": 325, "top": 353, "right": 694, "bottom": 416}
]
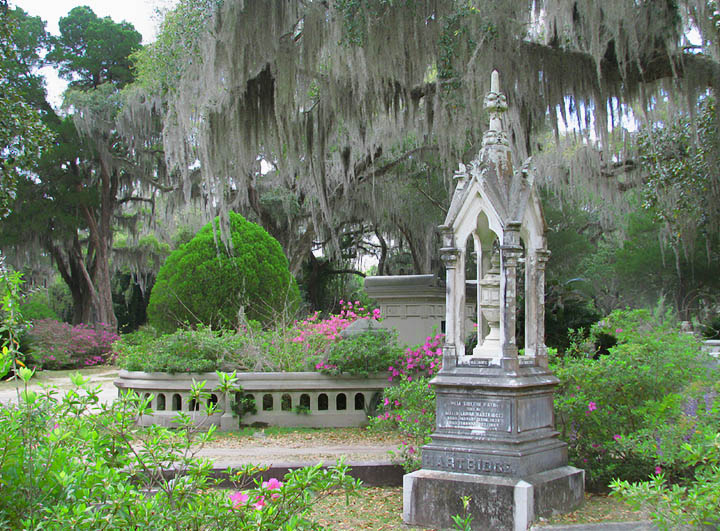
[{"left": 403, "top": 71, "right": 584, "bottom": 530}]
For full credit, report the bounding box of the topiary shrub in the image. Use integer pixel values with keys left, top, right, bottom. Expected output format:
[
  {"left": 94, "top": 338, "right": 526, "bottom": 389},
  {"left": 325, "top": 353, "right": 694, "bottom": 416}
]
[{"left": 147, "top": 212, "right": 300, "bottom": 332}]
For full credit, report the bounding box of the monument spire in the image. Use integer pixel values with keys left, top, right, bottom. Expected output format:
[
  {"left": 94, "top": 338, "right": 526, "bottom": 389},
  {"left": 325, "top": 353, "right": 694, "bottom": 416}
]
[{"left": 481, "top": 69, "right": 509, "bottom": 152}]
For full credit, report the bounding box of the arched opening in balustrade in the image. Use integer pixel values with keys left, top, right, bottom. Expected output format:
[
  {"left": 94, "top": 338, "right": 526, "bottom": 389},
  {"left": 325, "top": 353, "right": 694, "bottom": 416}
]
[
  {"left": 300, "top": 394, "right": 311, "bottom": 410},
  {"left": 281, "top": 393, "right": 292, "bottom": 411},
  {"left": 189, "top": 398, "right": 199, "bottom": 411},
  {"left": 354, "top": 393, "right": 365, "bottom": 410},
  {"left": 263, "top": 394, "right": 273, "bottom": 411},
  {"left": 156, "top": 393, "right": 166, "bottom": 411},
  {"left": 207, "top": 393, "right": 219, "bottom": 408},
  {"left": 318, "top": 393, "right": 328, "bottom": 411},
  {"left": 336, "top": 393, "right": 347, "bottom": 411},
  {"left": 172, "top": 393, "right": 182, "bottom": 411}
]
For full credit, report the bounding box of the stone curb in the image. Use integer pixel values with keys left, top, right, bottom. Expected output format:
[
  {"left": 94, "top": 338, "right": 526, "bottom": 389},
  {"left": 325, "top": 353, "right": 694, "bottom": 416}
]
[
  {"left": 162, "top": 461, "right": 406, "bottom": 488},
  {"left": 531, "top": 522, "right": 657, "bottom": 530}
]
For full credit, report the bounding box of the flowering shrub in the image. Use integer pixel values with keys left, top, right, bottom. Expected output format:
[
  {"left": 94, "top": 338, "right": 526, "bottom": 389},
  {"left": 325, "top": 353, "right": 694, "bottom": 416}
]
[
  {"left": 611, "top": 432, "right": 720, "bottom": 530},
  {"left": 239, "top": 300, "right": 383, "bottom": 372},
  {"left": 116, "top": 301, "right": 384, "bottom": 375},
  {"left": 27, "top": 319, "right": 119, "bottom": 369},
  {"left": 115, "top": 325, "right": 247, "bottom": 373},
  {"left": 552, "top": 308, "right": 716, "bottom": 491},
  {"left": 370, "top": 333, "right": 444, "bottom": 471},
  {"left": 388, "top": 332, "right": 443, "bottom": 382},
  {"left": 370, "top": 375, "right": 436, "bottom": 471},
  {"left": 0, "top": 363, "right": 360, "bottom": 529}
]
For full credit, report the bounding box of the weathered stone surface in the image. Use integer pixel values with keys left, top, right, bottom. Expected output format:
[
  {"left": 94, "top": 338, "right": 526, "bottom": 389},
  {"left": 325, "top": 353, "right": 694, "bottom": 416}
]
[
  {"left": 363, "top": 274, "right": 476, "bottom": 345},
  {"left": 403, "top": 70, "right": 584, "bottom": 530},
  {"left": 403, "top": 466, "right": 584, "bottom": 531}
]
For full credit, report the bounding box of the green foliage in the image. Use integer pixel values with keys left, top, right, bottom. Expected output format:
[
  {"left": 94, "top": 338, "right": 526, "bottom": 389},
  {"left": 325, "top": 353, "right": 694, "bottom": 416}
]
[
  {"left": 551, "top": 308, "right": 716, "bottom": 491},
  {"left": 611, "top": 433, "right": 720, "bottom": 530},
  {"left": 115, "top": 325, "right": 249, "bottom": 374},
  {"left": 132, "top": 0, "right": 221, "bottom": 93},
  {"left": 0, "top": 5, "right": 54, "bottom": 217},
  {"left": 0, "top": 371, "right": 360, "bottom": 529},
  {"left": 20, "top": 290, "right": 58, "bottom": 322},
  {"left": 26, "top": 319, "right": 119, "bottom": 370},
  {"left": 0, "top": 258, "right": 27, "bottom": 364},
  {"left": 47, "top": 5, "right": 142, "bottom": 89},
  {"left": 147, "top": 212, "right": 301, "bottom": 333},
  {"left": 370, "top": 375, "right": 436, "bottom": 472},
  {"left": 321, "top": 329, "right": 403, "bottom": 377}
]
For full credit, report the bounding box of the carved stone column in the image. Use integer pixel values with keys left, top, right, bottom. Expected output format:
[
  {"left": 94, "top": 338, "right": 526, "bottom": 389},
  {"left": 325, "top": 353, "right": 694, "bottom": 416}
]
[
  {"left": 439, "top": 226, "right": 460, "bottom": 369},
  {"left": 534, "top": 249, "right": 551, "bottom": 368},
  {"left": 525, "top": 251, "right": 538, "bottom": 359},
  {"left": 500, "top": 224, "right": 521, "bottom": 368}
]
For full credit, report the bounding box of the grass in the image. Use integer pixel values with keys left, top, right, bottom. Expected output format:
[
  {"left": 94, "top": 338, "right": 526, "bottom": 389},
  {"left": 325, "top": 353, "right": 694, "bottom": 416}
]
[{"left": 308, "top": 487, "right": 648, "bottom": 530}]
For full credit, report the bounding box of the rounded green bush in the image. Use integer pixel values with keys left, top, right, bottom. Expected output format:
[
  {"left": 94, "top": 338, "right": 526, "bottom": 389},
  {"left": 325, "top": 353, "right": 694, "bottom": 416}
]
[{"left": 147, "top": 212, "right": 300, "bottom": 332}]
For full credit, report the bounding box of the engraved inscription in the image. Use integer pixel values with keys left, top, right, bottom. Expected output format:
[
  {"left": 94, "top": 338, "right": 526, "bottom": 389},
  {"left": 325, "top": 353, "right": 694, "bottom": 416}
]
[
  {"left": 424, "top": 451, "right": 513, "bottom": 475},
  {"left": 438, "top": 397, "right": 511, "bottom": 432}
]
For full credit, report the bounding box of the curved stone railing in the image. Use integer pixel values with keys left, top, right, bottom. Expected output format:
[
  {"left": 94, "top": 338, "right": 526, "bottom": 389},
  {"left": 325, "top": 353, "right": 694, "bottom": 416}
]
[
  {"left": 115, "top": 370, "right": 392, "bottom": 431},
  {"left": 703, "top": 339, "right": 720, "bottom": 359}
]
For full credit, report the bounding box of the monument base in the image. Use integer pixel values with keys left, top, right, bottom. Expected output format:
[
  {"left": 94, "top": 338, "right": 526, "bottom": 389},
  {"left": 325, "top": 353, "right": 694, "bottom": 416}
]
[{"left": 403, "top": 466, "right": 584, "bottom": 531}]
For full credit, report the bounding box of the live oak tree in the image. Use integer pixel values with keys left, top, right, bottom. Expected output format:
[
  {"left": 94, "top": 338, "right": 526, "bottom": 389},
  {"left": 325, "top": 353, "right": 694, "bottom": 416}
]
[
  {"left": 1, "top": 6, "right": 168, "bottom": 328},
  {"left": 129, "top": 0, "right": 720, "bottom": 282},
  {"left": 0, "top": 1, "right": 53, "bottom": 218}
]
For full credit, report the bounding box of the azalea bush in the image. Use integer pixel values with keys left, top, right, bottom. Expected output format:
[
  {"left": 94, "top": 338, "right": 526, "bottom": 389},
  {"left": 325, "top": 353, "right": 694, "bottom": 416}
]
[
  {"left": 0, "top": 352, "right": 360, "bottom": 530},
  {"left": 610, "top": 432, "right": 720, "bottom": 530},
  {"left": 26, "top": 319, "right": 119, "bottom": 370},
  {"left": 117, "top": 301, "right": 386, "bottom": 375},
  {"left": 115, "top": 324, "right": 249, "bottom": 373},
  {"left": 370, "top": 333, "right": 443, "bottom": 471},
  {"left": 319, "top": 328, "right": 402, "bottom": 377},
  {"left": 552, "top": 307, "right": 717, "bottom": 491}
]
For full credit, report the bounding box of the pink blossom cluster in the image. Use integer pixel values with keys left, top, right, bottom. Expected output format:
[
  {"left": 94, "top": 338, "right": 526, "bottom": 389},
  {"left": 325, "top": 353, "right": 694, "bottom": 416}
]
[
  {"left": 228, "top": 477, "right": 283, "bottom": 511},
  {"left": 387, "top": 333, "right": 443, "bottom": 382},
  {"left": 30, "top": 319, "right": 119, "bottom": 369},
  {"left": 290, "top": 300, "right": 381, "bottom": 349}
]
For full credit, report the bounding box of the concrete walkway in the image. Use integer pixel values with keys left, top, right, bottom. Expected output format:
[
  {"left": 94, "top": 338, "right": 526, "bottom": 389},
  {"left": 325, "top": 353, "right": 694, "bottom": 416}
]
[{"left": 0, "top": 367, "right": 119, "bottom": 406}]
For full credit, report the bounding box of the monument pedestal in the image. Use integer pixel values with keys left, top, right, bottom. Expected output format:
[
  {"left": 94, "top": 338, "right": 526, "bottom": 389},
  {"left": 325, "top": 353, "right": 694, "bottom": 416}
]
[
  {"left": 405, "top": 69, "right": 584, "bottom": 530},
  {"left": 403, "top": 363, "right": 584, "bottom": 530},
  {"left": 404, "top": 466, "right": 584, "bottom": 531}
]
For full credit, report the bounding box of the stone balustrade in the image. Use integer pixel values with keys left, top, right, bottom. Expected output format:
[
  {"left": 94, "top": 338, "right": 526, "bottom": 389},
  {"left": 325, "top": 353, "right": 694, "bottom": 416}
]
[
  {"left": 702, "top": 339, "right": 720, "bottom": 359},
  {"left": 115, "top": 370, "right": 392, "bottom": 430}
]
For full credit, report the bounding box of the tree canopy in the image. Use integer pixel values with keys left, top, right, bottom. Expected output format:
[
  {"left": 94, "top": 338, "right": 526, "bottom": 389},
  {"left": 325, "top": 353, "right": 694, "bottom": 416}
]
[
  {"left": 129, "top": 0, "right": 720, "bottom": 271},
  {"left": 47, "top": 5, "right": 142, "bottom": 89}
]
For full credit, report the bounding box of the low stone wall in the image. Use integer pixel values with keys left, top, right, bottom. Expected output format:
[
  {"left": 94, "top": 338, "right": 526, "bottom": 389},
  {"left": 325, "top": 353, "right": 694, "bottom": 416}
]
[
  {"left": 702, "top": 339, "right": 720, "bottom": 359},
  {"left": 115, "top": 370, "right": 392, "bottom": 430}
]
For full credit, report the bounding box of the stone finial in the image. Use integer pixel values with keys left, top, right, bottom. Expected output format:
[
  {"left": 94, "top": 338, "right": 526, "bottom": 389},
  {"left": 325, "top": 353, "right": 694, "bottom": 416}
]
[{"left": 482, "top": 70, "right": 509, "bottom": 149}]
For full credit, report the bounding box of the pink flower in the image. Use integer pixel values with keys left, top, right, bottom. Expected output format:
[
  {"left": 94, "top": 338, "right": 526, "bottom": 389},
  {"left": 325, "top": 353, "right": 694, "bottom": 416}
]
[
  {"left": 613, "top": 435, "right": 622, "bottom": 441},
  {"left": 253, "top": 496, "right": 266, "bottom": 510},
  {"left": 587, "top": 401, "right": 597, "bottom": 412},
  {"left": 615, "top": 328, "right": 623, "bottom": 333},
  {"left": 654, "top": 466, "right": 662, "bottom": 475},
  {"left": 262, "top": 478, "right": 283, "bottom": 490},
  {"left": 229, "top": 491, "right": 249, "bottom": 509}
]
